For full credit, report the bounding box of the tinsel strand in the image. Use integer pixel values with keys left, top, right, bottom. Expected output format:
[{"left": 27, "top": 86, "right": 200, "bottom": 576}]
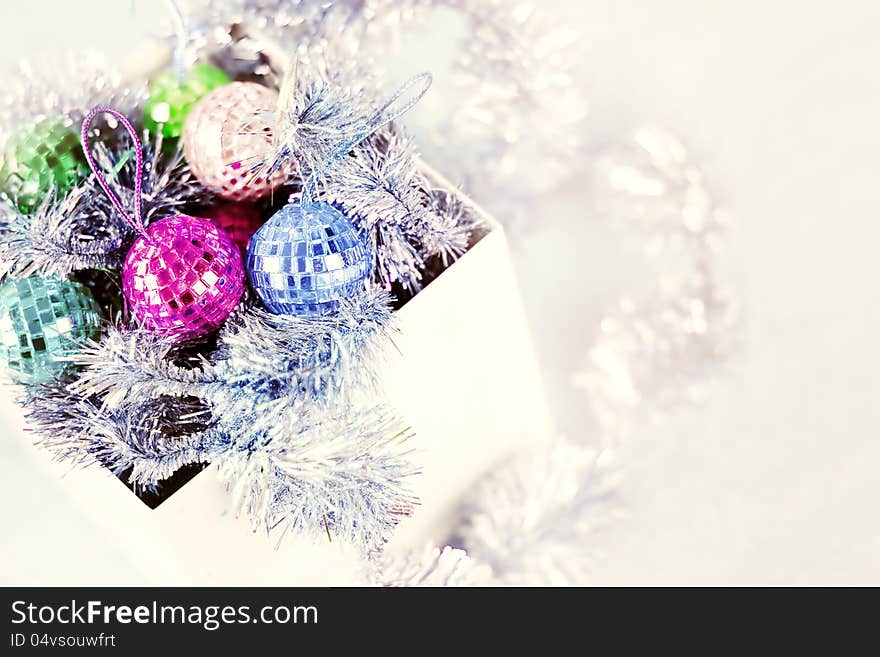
[{"left": 574, "top": 128, "right": 738, "bottom": 440}]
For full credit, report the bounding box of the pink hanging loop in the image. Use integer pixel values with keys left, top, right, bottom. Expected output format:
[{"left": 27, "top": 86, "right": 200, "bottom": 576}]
[{"left": 80, "top": 107, "right": 147, "bottom": 236}]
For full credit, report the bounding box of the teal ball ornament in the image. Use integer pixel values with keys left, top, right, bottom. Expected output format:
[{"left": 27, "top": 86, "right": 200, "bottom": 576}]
[
  {"left": 0, "top": 275, "right": 102, "bottom": 384},
  {"left": 246, "top": 201, "right": 371, "bottom": 316}
]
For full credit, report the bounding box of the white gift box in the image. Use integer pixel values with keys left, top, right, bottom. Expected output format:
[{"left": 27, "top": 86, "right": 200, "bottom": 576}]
[{"left": 1, "top": 159, "right": 553, "bottom": 584}]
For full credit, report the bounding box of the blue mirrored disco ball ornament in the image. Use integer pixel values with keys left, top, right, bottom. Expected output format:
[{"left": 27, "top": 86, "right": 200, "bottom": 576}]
[
  {"left": 246, "top": 201, "right": 371, "bottom": 316},
  {"left": 0, "top": 274, "right": 102, "bottom": 384}
]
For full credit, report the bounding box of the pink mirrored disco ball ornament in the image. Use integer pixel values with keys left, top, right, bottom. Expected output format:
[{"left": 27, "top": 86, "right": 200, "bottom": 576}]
[
  {"left": 182, "top": 82, "right": 290, "bottom": 201},
  {"left": 122, "top": 215, "right": 244, "bottom": 340},
  {"left": 204, "top": 201, "right": 265, "bottom": 254},
  {"left": 82, "top": 108, "right": 245, "bottom": 342}
]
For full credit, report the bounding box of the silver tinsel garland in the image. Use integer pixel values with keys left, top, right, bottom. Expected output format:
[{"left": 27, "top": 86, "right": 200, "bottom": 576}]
[
  {"left": 270, "top": 51, "right": 383, "bottom": 174},
  {"left": 574, "top": 128, "right": 738, "bottom": 440},
  {"left": 321, "top": 126, "right": 477, "bottom": 290},
  {"left": 26, "top": 382, "right": 417, "bottom": 550},
  {"left": 417, "top": 1, "right": 586, "bottom": 203},
  {"left": 0, "top": 1, "right": 738, "bottom": 584},
  {"left": 375, "top": 545, "right": 491, "bottom": 587},
  {"left": 0, "top": 51, "right": 146, "bottom": 147},
  {"left": 213, "top": 399, "right": 416, "bottom": 550},
  {"left": 451, "top": 440, "right": 619, "bottom": 586},
  {"left": 373, "top": 438, "right": 619, "bottom": 586},
  {"left": 27, "top": 290, "right": 414, "bottom": 551},
  {"left": 64, "top": 289, "right": 397, "bottom": 424},
  {"left": 215, "top": 291, "right": 397, "bottom": 403},
  {"left": 0, "top": 189, "right": 128, "bottom": 279}
]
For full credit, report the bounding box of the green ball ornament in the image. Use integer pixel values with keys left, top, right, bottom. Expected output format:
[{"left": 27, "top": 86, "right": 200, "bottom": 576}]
[
  {"left": 0, "top": 275, "right": 102, "bottom": 385},
  {"left": 144, "top": 64, "right": 231, "bottom": 138},
  {"left": 0, "top": 117, "right": 87, "bottom": 213}
]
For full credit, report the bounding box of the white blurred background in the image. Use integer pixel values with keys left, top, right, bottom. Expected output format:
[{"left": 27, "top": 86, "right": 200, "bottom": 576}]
[{"left": 1, "top": 0, "right": 879, "bottom": 585}]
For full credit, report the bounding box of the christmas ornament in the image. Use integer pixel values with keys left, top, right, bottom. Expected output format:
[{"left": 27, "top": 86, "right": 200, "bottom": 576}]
[
  {"left": 122, "top": 215, "right": 245, "bottom": 340},
  {"left": 0, "top": 274, "right": 101, "bottom": 384},
  {"left": 246, "top": 72, "right": 433, "bottom": 316},
  {"left": 182, "top": 82, "right": 288, "bottom": 201},
  {"left": 144, "top": 63, "right": 230, "bottom": 139},
  {"left": 0, "top": 116, "right": 86, "bottom": 212},
  {"left": 204, "top": 200, "right": 264, "bottom": 253},
  {"left": 82, "top": 107, "right": 244, "bottom": 341},
  {"left": 246, "top": 201, "right": 370, "bottom": 316}
]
